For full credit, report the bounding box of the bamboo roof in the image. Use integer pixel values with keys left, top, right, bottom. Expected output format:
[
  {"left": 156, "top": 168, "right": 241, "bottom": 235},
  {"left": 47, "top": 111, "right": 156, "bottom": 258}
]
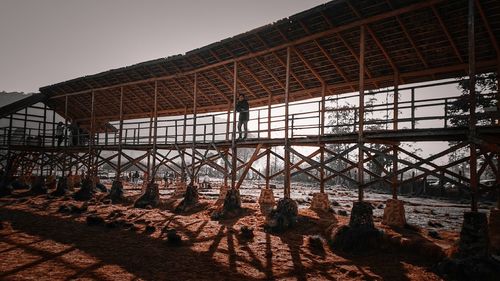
[{"left": 40, "top": 0, "right": 500, "bottom": 125}]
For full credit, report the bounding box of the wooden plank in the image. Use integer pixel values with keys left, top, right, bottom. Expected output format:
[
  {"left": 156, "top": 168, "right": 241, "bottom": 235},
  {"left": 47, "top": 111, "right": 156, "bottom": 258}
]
[{"left": 235, "top": 144, "right": 263, "bottom": 189}]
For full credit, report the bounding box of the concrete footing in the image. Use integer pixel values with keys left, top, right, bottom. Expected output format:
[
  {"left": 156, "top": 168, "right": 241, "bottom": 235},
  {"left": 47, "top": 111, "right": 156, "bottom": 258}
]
[
  {"left": 134, "top": 181, "right": 160, "bottom": 209},
  {"left": 330, "top": 201, "right": 381, "bottom": 252},
  {"left": 67, "top": 175, "right": 81, "bottom": 190},
  {"left": 310, "top": 192, "right": 330, "bottom": 212},
  {"left": 46, "top": 175, "right": 57, "bottom": 189},
  {"left": 436, "top": 211, "right": 498, "bottom": 280},
  {"left": 349, "top": 201, "right": 375, "bottom": 229},
  {"left": 107, "top": 180, "right": 125, "bottom": 203},
  {"left": 172, "top": 181, "right": 187, "bottom": 198},
  {"left": 265, "top": 198, "right": 298, "bottom": 232},
  {"left": 382, "top": 199, "right": 406, "bottom": 227},
  {"left": 457, "top": 211, "right": 490, "bottom": 258},
  {"left": 218, "top": 184, "right": 229, "bottom": 200},
  {"left": 258, "top": 188, "right": 275, "bottom": 215}
]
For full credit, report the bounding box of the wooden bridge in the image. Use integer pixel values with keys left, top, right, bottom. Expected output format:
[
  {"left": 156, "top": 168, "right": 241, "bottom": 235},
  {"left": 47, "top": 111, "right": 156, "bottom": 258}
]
[{"left": 1, "top": 0, "right": 499, "bottom": 218}]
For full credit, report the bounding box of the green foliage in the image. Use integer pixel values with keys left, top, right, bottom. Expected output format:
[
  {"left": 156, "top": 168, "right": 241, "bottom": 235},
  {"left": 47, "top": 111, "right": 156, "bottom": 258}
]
[{"left": 447, "top": 73, "right": 497, "bottom": 127}]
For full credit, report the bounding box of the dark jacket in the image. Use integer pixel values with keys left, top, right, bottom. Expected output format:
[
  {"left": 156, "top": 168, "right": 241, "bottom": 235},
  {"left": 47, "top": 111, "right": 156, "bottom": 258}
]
[{"left": 236, "top": 99, "right": 249, "bottom": 121}]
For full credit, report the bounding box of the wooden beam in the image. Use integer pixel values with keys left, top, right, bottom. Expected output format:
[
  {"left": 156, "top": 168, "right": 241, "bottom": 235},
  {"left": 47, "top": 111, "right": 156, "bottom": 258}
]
[
  {"left": 75, "top": 59, "right": 498, "bottom": 122},
  {"left": 335, "top": 32, "right": 378, "bottom": 86},
  {"left": 208, "top": 49, "right": 259, "bottom": 99},
  {"left": 235, "top": 144, "right": 263, "bottom": 189},
  {"left": 198, "top": 72, "right": 231, "bottom": 103},
  {"left": 180, "top": 58, "right": 228, "bottom": 105},
  {"left": 468, "top": 0, "right": 478, "bottom": 212},
  {"left": 347, "top": 1, "right": 398, "bottom": 73},
  {"left": 238, "top": 60, "right": 273, "bottom": 98},
  {"left": 358, "top": 25, "right": 365, "bottom": 201},
  {"left": 231, "top": 62, "right": 238, "bottom": 189},
  {"left": 191, "top": 74, "right": 197, "bottom": 182},
  {"left": 152, "top": 81, "right": 158, "bottom": 177},
  {"left": 432, "top": 5, "right": 463, "bottom": 63},
  {"left": 386, "top": 0, "right": 429, "bottom": 68},
  {"left": 314, "top": 40, "right": 354, "bottom": 90},
  {"left": 475, "top": 0, "right": 500, "bottom": 57},
  {"left": 158, "top": 80, "right": 187, "bottom": 108},
  {"left": 170, "top": 77, "right": 203, "bottom": 107},
  {"left": 284, "top": 47, "right": 291, "bottom": 198},
  {"left": 117, "top": 87, "right": 124, "bottom": 177},
  {"left": 291, "top": 46, "right": 324, "bottom": 84},
  {"left": 254, "top": 33, "right": 307, "bottom": 91},
  {"left": 236, "top": 38, "right": 286, "bottom": 91}
]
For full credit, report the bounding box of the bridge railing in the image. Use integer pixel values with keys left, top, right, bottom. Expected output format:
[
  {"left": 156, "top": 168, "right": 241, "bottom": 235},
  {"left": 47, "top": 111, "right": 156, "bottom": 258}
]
[{"left": 1, "top": 79, "right": 498, "bottom": 148}]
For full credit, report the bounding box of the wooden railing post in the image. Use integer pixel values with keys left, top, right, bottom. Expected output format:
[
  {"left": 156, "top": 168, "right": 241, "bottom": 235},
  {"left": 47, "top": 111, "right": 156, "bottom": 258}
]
[
  {"left": 116, "top": 88, "right": 124, "bottom": 178},
  {"left": 411, "top": 88, "right": 416, "bottom": 129},
  {"left": 284, "top": 47, "right": 291, "bottom": 198},
  {"left": 191, "top": 73, "right": 198, "bottom": 183},
  {"left": 212, "top": 115, "right": 215, "bottom": 142},
  {"left": 320, "top": 83, "right": 326, "bottom": 193},
  {"left": 444, "top": 98, "right": 448, "bottom": 128},
  {"left": 358, "top": 25, "right": 365, "bottom": 201},
  {"left": 152, "top": 82, "right": 158, "bottom": 178},
  {"left": 392, "top": 72, "right": 399, "bottom": 199},
  {"left": 257, "top": 109, "right": 261, "bottom": 139},
  {"left": 231, "top": 62, "right": 238, "bottom": 189}
]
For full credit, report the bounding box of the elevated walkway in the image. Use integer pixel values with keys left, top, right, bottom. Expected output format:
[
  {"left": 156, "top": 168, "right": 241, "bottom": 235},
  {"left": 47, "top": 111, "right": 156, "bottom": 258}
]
[{"left": 6, "top": 126, "right": 500, "bottom": 152}]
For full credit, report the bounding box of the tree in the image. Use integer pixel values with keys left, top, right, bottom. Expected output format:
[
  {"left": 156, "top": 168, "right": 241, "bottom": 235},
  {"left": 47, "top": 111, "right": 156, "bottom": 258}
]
[
  {"left": 447, "top": 73, "right": 498, "bottom": 180},
  {"left": 326, "top": 97, "right": 357, "bottom": 186},
  {"left": 447, "top": 73, "right": 497, "bottom": 127}
]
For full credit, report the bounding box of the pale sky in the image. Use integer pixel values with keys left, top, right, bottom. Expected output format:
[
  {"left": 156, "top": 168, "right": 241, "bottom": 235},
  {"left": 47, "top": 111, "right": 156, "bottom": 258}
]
[{"left": 0, "top": 0, "right": 329, "bottom": 93}]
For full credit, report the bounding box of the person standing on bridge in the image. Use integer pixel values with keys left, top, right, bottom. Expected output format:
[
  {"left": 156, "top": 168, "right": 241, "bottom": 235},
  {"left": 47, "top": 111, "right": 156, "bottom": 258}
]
[
  {"left": 236, "top": 93, "right": 249, "bottom": 140},
  {"left": 56, "top": 122, "right": 65, "bottom": 147}
]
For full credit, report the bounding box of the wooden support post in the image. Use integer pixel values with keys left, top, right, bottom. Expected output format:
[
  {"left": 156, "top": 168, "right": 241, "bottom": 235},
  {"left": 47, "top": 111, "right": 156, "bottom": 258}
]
[
  {"left": 224, "top": 148, "right": 229, "bottom": 187},
  {"left": 225, "top": 105, "right": 231, "bottom": 141},
  {"left": 257, "top": 109, "right": 261, "bottom": 139},
  {"left": 147, "top": 113, "right": 153, "bottom": 180},
  {"left": 153, "top": 82, "right": 158, "bottom": 178},
  {"left": 51, "top": 108, "right": 56, "bottom": 147},
  {"left": 266, "top": 93, "right": 272, "bottom": 188},
  {"left": 23, "top": 107, "right": 28, "bottom": 145},
  {"left": 444, "top": 98, "right": 449, "bottom": 128},
  {"left": 358, "top": 26, "right": 366, "bottom": 201},
  {"left": 235, "top": 144, "right": 263, "bottom": 189},
  {"left": 63, "top": 96, "right": 68, "bottom": 173},
  {"left": 284, "top": 47, "right": 291, "bottom": 198},
  {"left": 51, "top": 106, "right": 56, "bottom": 175},
  {"left": 411, "top": 88, "right": 416, "bottom": 129},
  {"left": 223, "top": 106, "right": 231, "bottom": 186},
  {"left": 320, "top": 83, "right": 326, "bottom": 193},
  {"left": 212, "top": 115, "right": 215, "bottom": 142},
  {"left": 7, "top": 114, "right": 13, "bottom": 176},
  {"left": 40, "top": 103, "right": 47, "bottom": 176},
  {"left": 231, "top": 62, "right": 238, "bottom": 189},
  {"left": 191, "top": 73, "right": 197, "bottom": 183},
  {"left": 392, "top": 73, "right": 399, "bottom": 199},
  {"left": 181, "top": 107, "right": 187, "bottom": 181},
  {"left": 468, "top": 0, "right": 478, "bottom": 212},
  {"left": 117, "top": 87, "right": 124, "bottom": 179},
  {"left": 89, "top": 91, "right": 95, "bottom": 178}
]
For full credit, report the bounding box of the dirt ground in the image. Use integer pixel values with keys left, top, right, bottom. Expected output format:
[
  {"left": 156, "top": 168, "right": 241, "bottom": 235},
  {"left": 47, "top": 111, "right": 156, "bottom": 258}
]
[{"left": 0, "top": 186, "right": 459, "bottom": 281}]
